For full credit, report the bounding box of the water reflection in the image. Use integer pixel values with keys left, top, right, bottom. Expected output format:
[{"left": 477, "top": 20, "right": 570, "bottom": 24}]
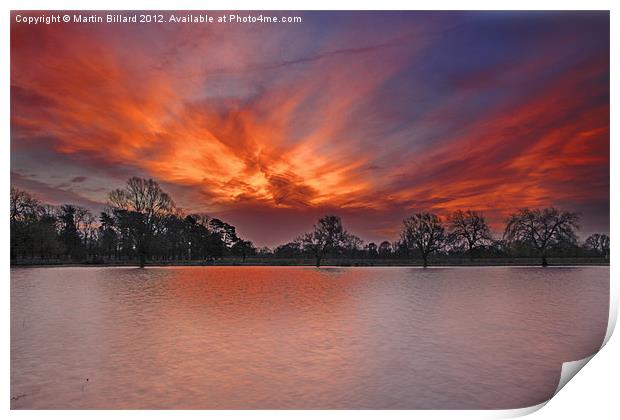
[{"left": 11, "top": 266, "right": 608, "bottom": 409}]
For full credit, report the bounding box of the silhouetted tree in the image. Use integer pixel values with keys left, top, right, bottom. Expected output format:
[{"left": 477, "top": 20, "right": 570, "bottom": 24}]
[
  {"left": 585, "top": 233, "right": 610, "bottom": 261},
  {"left": 274, "top": 241, "right": 302, "bottom": 258},
  {"left": 10, "top": 187, "right": 41, "bottom": 224},
  {"left": 10, "top": 184, "right": 246, "bottom": 265},
  {"left": 300, "top": 215, "right": 349, "bottom": 267},
  {"left": 448, "top": 210, "right": 492, "bottom": 261},
  {"left": 75, "top": 207, "right": 96, "bottom": 258},
  {"left": 208, "top": 218, "right": 239, "bottom": 250},
  {"left": 231, "top": 240, "right": 256, "bottom": 262},
  {"left": 256, "top": 246, "right": 272, "bottom": 257},
  {"left": 108, "top": 177, "right": 175, "bottom": 267},
  {"left": 401, "top": 212, "right": 445, "bottom": 267},
  {"left": 366, "top": 242, "right": 378, "bottom": 258},
  {"left": 378, "top": 241, "right": 392, "bottom": 257},
  {"left": 112, "top": 209, "right": 137, "bottom": 260},
  {"left": 58, "top": 205, "right": 85, "bottom": 259},
  {"left": 31, "top": 207, "right": 62, "bottom": 259},
  {"left": 10, "top": 188, "right": 44, "bottom": 259},
  {"left": 504, "top": 208, "right": 579, "bottom": 266},
  {"left": 11, "top": 182, "right": 606, "bottom": 268},
  {"left": 99, "top": 211, "right": 118, "bottom": 259},
  {"left": 392, "top": 240, "right": 409, "bottom": 257},
  {"left": 343, "top": 233, "right": 364, "bottom": 258}
]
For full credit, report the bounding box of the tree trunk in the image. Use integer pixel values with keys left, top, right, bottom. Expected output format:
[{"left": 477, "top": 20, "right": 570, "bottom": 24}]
[
  {"left": 541, "top": 254, "right": 548, "bottom": 267},
  {"left": 422, "top": 255, "right": 428, "bottom": 268},
  {"left": 139, "top": 252, "right": 146, "bottom": 268},
  {"left": 316, "top": 255, "right": 321, "bottom": 267}
]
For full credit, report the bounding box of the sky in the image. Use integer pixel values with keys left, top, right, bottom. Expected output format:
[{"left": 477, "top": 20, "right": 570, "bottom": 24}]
[{"left": 11, "top": 11, "right": 609, "bottom": 247}]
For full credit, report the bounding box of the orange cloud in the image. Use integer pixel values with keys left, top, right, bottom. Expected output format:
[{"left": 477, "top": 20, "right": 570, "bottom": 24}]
[{"left": 11, "top": 11, "right": 609, "bottom": 244}]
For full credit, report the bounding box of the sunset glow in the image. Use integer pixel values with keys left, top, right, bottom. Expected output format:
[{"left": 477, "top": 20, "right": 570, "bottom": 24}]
[{"left": 11, "top": 11, "right": 609, "bottom": 246}]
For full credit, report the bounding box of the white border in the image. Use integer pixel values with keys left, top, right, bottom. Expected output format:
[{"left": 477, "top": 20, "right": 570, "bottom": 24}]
[{"left": 3, "top": 1, "right": 617, "bottom": 419}]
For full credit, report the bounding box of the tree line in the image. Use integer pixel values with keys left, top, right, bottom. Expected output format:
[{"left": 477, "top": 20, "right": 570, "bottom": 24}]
[
  {"left": 10, "top": 178, "right": 253, "bottom": 267},
  {"left": 10, "top": 177, "right": 610, "bottom": 267},
  {"left": 285, "top": 209, "right": 608, "bottom": 267}
]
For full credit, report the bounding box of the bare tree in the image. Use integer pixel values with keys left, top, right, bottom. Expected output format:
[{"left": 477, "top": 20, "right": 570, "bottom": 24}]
[
  {"left": 585, "top": 233, "right": 610, "bottom": 261},
  {"left": 504, "top": 208, "right": 579, "bottom": 266},
  {"left": 401, "top": 212, "right": 445, "bottom": 267},
  {"left": 75, "top": 208, "right": 97, "bottom": 258},
  {"left": 299, "top": 215, "right": 349, "bottom": 267},
  {"left": 10, "top": 187, "right": 42, "bottom": 223},
  {"left": 448, "top": 210, "right": 492, "bottom": 261},
  {"left": 343, "top": 232, "right": 364, "bottom": 258},
  {"left": 108, "top": 177, "right": 175, "bottom": 267}
]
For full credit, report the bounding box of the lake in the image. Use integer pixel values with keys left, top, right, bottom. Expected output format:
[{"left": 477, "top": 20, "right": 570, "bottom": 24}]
[{"left": 10, "top": 266, "right": 609, "bottom": 409}]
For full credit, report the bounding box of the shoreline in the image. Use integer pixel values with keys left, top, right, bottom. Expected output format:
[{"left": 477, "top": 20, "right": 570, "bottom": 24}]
[{"left": 10, "top": 259, "right": 609, "bottom": 268}]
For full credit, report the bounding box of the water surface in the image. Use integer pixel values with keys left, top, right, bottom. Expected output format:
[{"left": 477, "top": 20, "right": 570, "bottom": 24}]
[{"left": 11, "top": 266, "right": 609, "bottom": 409}]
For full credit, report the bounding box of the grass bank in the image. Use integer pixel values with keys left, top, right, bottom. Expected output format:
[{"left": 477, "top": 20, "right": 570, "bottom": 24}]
[{"left": 10, "top": 257, "right": 609, "bottom": 268}]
